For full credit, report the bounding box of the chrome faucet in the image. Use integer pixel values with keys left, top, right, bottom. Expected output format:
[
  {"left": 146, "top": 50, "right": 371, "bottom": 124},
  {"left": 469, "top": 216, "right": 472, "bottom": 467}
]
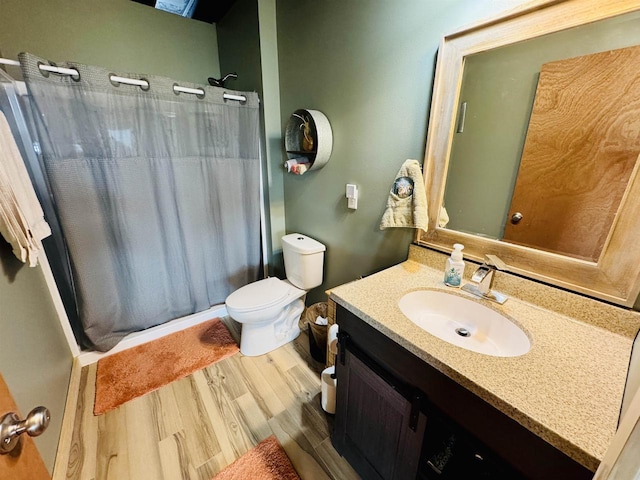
[
  {"left": 461, "top": 255, "right": 508, "bottom": 304},
  {"left": 470, "top": 265, "right": 495, "bottom": 295}
]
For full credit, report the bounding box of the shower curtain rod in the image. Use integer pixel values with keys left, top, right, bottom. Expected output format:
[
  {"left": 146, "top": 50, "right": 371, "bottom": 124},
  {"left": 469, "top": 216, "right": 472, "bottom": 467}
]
[{"left": 0, "top": 57, "right": 247, "bottom": 102}]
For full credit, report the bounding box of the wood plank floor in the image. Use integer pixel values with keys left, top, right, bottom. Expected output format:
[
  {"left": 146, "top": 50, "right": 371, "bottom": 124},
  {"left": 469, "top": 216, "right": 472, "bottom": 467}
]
[{"left": 63, "top": 318, "right": 359, "bottom": 480}]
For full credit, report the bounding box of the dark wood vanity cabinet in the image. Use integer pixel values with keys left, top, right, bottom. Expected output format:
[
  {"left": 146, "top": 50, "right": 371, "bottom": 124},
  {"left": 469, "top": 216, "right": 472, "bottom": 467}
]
[
  {"left": 331, "top": 304, "right": 593, "bottom": 480},
  {"left": 333, "top": 343, "right": 427, "bottom": 479}
]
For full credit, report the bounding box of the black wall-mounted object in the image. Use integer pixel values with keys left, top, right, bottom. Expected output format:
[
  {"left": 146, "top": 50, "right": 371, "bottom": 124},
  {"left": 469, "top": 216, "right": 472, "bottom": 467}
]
[{"left": 208, "top": 72, "right": 238, "bottom": 88}]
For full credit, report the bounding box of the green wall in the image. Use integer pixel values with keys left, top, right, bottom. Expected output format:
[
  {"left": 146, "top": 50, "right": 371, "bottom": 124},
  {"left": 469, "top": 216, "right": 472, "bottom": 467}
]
[
  {"left": 276, "top": 0, "right": 529, "bottom": 303},
  {"left": 217, "top": 0, "right": 262, "bottom": 93},
  {"left": 0, "top": 245, "right": 71, "bottom": 473},
  {"left": 218, "top": 0, "right": 287, "bottom": 277},
  {"left": 0, "top": 0, "right": 220, "bottom": 83}
]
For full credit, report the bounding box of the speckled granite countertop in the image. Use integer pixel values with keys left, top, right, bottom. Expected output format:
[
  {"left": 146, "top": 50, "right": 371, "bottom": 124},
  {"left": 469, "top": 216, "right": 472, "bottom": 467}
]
[{"left": 328, "top": 246, "right": 640, "bottom": 472}]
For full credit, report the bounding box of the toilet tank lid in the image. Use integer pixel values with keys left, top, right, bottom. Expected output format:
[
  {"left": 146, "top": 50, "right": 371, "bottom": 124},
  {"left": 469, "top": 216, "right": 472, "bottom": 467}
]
[{"left": 282, "top": 233, "right": 326, "bottom": 254}]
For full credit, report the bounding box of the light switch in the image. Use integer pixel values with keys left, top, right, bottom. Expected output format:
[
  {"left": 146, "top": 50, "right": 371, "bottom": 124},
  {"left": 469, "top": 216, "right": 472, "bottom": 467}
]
[{"left": 346, "top": 184, "right": 358, "bottom": 210}]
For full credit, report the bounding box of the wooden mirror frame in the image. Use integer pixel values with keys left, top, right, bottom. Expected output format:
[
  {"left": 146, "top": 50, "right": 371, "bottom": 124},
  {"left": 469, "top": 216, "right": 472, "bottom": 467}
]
[{"left": 417, "top": 0, "right": 640, "bottom": 307}]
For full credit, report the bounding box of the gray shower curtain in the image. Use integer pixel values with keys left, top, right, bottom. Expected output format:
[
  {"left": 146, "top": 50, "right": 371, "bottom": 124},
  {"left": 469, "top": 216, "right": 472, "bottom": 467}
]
[{"left": 20, "top": 53, "right": 261, "bottom": 351}]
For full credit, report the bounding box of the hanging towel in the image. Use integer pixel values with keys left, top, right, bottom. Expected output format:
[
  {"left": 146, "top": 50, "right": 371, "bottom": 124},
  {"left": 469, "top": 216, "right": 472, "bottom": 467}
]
[
  {"left": 379, "top": 159, "right": 429, "bottom": 231},
  {"left": 439, "top": 205, "right": 450, "bottom": 228},
  {"left": 0, "top": 111, "right": 51, "bottom": 266}
]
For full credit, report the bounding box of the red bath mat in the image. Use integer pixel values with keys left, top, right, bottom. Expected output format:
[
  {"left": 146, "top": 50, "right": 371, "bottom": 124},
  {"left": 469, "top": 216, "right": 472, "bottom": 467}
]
[
  {"left": 94, "top": 317, "right": 239, "bottom": 415},
  {"left": 212, "top": 435, "right": 300, "bottom": 480}
]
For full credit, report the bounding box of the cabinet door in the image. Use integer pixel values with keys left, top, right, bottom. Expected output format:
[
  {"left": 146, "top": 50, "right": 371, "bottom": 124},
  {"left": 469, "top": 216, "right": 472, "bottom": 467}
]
[{"left": 333, "top": 346, "right": 426, "bottom": 480}]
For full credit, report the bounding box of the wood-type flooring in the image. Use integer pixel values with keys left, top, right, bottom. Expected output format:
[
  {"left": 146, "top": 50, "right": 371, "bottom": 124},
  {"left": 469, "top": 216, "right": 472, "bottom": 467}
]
[{"left": 63, "top": 318, "right": 359, "bottom": 480}]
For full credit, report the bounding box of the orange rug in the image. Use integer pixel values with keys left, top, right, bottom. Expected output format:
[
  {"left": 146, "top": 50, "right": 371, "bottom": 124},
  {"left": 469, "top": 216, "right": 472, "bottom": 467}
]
[
  {"left": 212, "top": 436, "right": 300, "bottom": 480},
  {"left": 94, "top": 318, "right": 238, "bottom": 415}
]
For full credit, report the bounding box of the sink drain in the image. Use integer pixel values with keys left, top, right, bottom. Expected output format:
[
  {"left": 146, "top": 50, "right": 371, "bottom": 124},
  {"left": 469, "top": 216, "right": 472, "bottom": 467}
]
[{"left": 455, "top": 327, "right": 471, "bottom": 337}]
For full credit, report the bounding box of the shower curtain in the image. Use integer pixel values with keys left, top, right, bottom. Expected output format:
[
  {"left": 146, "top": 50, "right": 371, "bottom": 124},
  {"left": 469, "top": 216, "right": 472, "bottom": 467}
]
[{"left": 19, "top": 53, "right": 262, "bottom": 351}]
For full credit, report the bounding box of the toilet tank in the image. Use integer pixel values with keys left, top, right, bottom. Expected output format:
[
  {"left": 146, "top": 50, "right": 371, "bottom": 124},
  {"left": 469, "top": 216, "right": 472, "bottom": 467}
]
[{"left": 282, "top": 233, "right": 326, "bottom": 290}]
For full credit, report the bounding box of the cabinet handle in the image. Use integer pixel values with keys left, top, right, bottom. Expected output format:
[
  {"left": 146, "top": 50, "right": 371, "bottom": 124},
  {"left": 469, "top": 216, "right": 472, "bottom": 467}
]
[
  {"left": 409, "top": 392, "right": 422, "bottom": 432},
  {"left": 338, "top": 331, "right": 350, "bottom": 366}
]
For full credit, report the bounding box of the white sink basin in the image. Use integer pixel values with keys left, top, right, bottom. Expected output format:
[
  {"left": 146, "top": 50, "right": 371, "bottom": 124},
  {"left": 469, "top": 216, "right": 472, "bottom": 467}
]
[{"left": 398, "top": 290, "right": 530, "bottom": 357}]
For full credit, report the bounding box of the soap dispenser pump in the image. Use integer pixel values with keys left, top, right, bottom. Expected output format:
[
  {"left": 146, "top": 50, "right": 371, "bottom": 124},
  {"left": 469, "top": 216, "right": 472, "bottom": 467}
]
[{"left": 444, "top": 243, "right": 465, "bottom": 287}]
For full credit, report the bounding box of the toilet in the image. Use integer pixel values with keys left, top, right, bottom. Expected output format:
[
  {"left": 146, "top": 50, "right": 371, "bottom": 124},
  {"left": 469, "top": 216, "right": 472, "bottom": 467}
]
[{"left": 225, "top": 233, "right": 326, "bottom": 356}]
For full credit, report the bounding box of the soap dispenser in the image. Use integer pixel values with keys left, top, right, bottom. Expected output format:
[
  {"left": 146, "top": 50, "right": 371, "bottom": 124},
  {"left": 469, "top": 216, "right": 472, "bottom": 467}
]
[{"left": 444, "top": 243, "right": 465, "bottom": 287}]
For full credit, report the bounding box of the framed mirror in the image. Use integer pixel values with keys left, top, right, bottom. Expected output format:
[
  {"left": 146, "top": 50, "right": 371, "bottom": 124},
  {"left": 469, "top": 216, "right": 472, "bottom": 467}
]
[{"left": 418, "top": 0, "right": 640, "bottom": 307}]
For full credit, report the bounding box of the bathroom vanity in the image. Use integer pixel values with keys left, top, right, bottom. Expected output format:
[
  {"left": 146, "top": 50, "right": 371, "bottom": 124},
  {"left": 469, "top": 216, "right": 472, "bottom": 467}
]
[
  {"left": 329, "top": 246, "right": 640, "bottom": 479},
  {"left": 327, "top": 3, "right": 640, "bottom": 477}
]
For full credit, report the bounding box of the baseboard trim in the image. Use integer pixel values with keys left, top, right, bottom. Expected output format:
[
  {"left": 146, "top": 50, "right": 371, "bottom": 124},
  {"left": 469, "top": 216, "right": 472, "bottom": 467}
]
[{"left": 51, "top": 357, "right": 82, "bottom": 480}]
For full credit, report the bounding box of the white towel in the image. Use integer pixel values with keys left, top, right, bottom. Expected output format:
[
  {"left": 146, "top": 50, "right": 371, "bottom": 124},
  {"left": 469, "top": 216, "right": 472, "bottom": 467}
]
[
  {"left": 0, "top": 111, "right": 51, "bottom": 266},
  {"left": 439, "top": 205, "right": 450, "bottom": 228},
  {"left": 379, "top": 159, "right": 429, "bottom": 231}
]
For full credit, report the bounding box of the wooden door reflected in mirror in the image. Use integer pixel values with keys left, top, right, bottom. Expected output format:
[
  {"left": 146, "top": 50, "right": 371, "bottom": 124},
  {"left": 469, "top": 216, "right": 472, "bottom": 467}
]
[{"left": 503, "top": 45, "right": 640, "bottom": 262}]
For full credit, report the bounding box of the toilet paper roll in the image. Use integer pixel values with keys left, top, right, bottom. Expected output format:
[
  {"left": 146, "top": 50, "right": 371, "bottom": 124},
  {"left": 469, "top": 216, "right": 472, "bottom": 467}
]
[
  {"left": 321, "top": 366, "right": 337, "bottom": 414},
  {"left": 328, "top": 323, "right": 339, "bottom": 355},
  {"left": 283, "top": 158, "right": 310, "bottom": 172},
  {"left": 283, "top": 159, "right": 296, "bottom": 172}
]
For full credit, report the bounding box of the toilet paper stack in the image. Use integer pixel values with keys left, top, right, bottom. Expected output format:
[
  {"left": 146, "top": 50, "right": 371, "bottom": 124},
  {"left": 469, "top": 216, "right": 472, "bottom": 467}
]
[
  {"left": 321, "top": 324, "right": 340, "bottom": 414},
  {"left": 328, "top": 323, "right": 339, "bottom": 355},
  {"left": 321, "top": 366, "right": 336, "bottom": 414}
]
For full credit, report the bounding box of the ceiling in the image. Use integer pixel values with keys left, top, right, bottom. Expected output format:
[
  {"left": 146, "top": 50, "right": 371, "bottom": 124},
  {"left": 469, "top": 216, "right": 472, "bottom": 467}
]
[{"left": 132, "top": 0, "right": 238, "bottom": 23}]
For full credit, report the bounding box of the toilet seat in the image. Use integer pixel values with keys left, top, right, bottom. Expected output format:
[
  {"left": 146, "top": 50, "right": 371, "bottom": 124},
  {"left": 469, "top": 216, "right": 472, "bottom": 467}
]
[{"left": 225, "top": 277, "right": 292, "bottom": 313}]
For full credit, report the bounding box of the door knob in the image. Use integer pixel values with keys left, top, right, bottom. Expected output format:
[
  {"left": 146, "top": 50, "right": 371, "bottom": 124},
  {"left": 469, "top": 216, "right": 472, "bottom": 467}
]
[
  {"left": 510, "top": 212, "right": 523, "bottom": 224},
  {"left": 0, "top": 406, "right": 50, "bottom": 454}
]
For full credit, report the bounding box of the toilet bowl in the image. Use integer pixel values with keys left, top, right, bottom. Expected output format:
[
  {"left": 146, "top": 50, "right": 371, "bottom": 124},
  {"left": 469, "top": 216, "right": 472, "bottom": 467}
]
[
  {"left": 226, "top": 277, "right": 306, "bottom": 356},
  {"left": 225, "top": 233, "right": 326, "bottom": 356}
]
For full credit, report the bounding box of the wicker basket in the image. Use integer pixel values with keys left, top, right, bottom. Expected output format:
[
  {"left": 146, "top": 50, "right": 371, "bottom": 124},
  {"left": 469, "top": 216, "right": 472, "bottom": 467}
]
[{"left": 305, "top": 302, "right": 328, "bottom": 363}]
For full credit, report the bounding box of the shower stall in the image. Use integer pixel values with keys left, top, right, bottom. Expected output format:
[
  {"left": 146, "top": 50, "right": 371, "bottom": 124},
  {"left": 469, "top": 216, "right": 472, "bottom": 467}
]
[{"left": 0, "top": 54, "right": 264, "bottom": 352}]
